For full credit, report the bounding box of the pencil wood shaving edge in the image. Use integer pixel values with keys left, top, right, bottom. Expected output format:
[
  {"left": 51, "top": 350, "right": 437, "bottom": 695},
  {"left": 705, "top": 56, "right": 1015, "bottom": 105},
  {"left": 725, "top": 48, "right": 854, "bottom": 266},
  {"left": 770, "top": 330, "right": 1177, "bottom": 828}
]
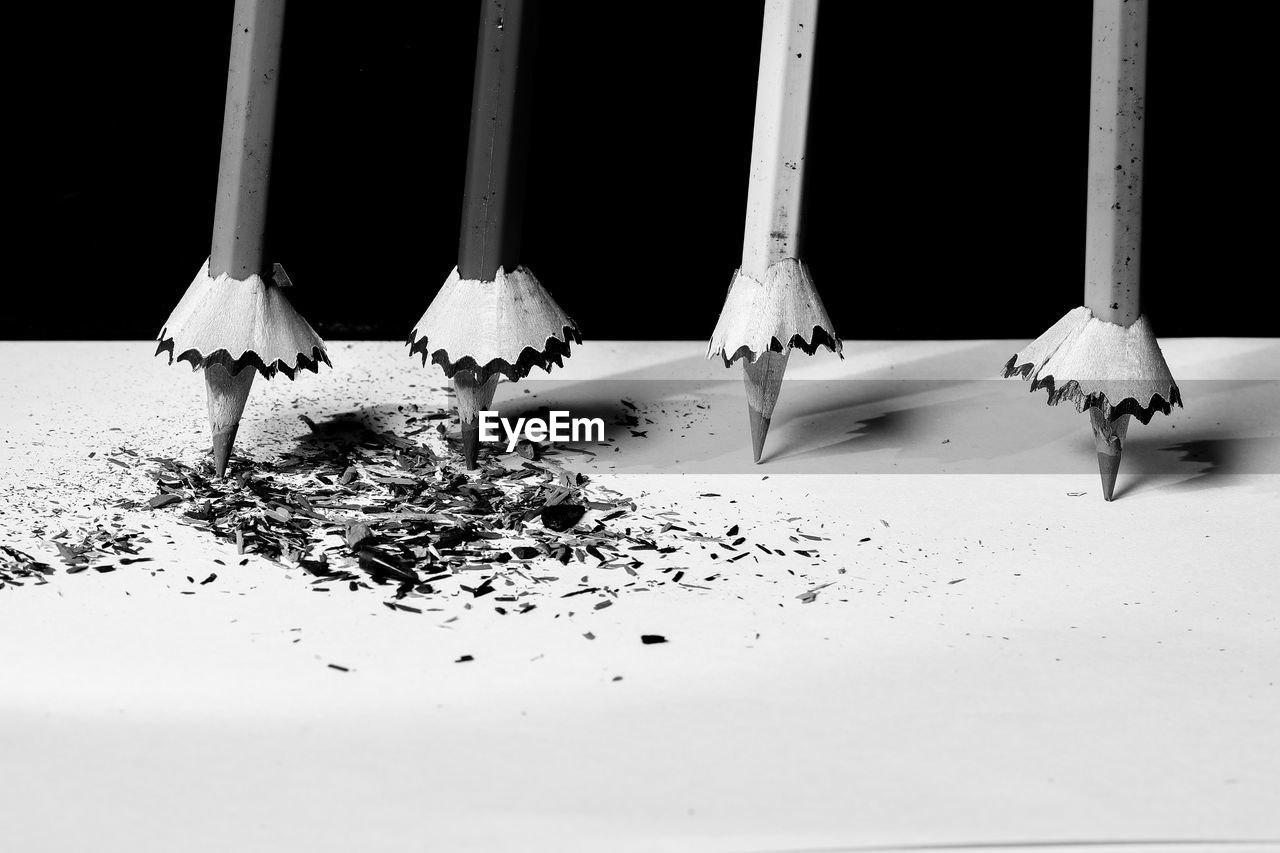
[
  {"left": 1002, "top": 306, "right": 1182, "bottom": 424},
  {"left": 708, "top": 259, "right": 842, "bottom": 367},
  {"left": 408, "top": 266, "right": 581, "bottom": 382},
  {"left": 156, "top": 259, "right": 331, "bottom": 380}
]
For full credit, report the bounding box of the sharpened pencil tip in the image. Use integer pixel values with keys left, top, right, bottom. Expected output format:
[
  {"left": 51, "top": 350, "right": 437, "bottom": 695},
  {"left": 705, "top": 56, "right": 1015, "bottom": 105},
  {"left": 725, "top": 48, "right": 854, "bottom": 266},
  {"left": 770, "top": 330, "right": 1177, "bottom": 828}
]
[
  {"left": 460, "top": 421, "right": 481, "bottom": 470},
  {"left": 1097, "top": 450, "right": 1121, "bottom": 502},
  {"left": 205, "top": 364, "right": 254, "bottom": 480},
  {"left": 742, "top": 351, "right": 788, "bottom": 464},
  {"left": 1089, "top": 409, "right": 1129, "bottom": 502},
  {"left": 749, "top": 408, "right": 771, "bottom": 464},
  {"left": 452, "top": 371, "right": 498, "bottom": 471},
  {"left": 211, "top": 425, "right": 238, "bottom": 478}
]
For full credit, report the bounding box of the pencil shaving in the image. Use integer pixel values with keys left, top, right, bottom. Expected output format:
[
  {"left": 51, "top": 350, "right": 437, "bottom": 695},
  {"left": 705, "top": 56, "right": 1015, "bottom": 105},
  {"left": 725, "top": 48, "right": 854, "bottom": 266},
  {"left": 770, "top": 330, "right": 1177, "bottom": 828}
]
[
  {"left": 156, "top": 259, "right": 329, "bottom": 379},
  {"left": 1003, "top": 306, "right": 1181, "bottom": 424},
  {"left": 408, "top": 266, "right": 580, "bottom": 382},
  {"left": 708, "top": 258, "right": 841, "bottom": 367}
]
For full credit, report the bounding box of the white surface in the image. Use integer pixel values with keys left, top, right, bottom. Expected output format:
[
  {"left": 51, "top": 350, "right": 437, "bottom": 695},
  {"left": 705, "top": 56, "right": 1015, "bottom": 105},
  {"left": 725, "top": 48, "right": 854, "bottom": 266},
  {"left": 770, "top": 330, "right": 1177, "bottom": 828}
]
[{"left": 1, "top": 339, "right": 1278, "bottom": 853}]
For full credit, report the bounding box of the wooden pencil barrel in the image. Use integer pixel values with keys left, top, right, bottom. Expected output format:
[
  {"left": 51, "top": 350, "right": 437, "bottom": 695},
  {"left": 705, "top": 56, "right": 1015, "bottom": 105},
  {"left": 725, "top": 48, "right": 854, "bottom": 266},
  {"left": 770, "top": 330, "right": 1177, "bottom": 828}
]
[
  {"left": 210, "top": 0, "right": 287, "bottom": 281},
  {"left": 741, "top": 0, "right": 819, "bottom": 279},
  {"left": 1083, "top": 0, "right": 1147, "bottom": 327},
  {"left": 458, "top": 0, "right": 536, "bottom": 282}
]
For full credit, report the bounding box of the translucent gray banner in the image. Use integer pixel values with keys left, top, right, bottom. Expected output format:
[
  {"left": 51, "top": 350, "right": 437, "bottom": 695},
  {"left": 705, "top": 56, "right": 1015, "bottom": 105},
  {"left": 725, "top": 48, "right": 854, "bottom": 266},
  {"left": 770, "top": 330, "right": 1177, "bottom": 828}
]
[{"left": 473, "top": 379, "right": 1280, "bottom": 478}]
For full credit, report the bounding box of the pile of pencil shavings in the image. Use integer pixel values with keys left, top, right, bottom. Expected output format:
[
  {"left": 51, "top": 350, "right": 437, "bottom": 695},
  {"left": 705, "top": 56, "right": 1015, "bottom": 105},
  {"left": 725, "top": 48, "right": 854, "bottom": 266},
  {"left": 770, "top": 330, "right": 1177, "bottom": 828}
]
[
  {"left": 2, "top": 409, "right": 836, "bottom": 608},
  {"left": 2, "top": 529, "right": 155, "bottom": 589},
  {"left": 1, "top": 546, "right": 56, "bottom": 589},
  {"left": 121, "top": 415, "right": 722, "bottom": 607}
]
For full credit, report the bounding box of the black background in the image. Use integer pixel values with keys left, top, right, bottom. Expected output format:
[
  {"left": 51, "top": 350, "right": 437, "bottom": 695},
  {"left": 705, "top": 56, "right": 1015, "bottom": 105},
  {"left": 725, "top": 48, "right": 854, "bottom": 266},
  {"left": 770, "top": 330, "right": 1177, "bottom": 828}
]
[{"left": 7, "top": 1, "right": 1271, "bottom": 341}]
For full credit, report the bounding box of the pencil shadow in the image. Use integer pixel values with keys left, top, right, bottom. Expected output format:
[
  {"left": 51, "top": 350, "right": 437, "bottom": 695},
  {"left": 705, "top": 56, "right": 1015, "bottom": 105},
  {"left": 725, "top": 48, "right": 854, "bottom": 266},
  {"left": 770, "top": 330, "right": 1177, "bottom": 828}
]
[
  {"left": 766, "top": 383, "right": 1073, "bottom": 467},
  {"left": 1155, "top": 437, "right": 1280, "bottom": 491},
  {"left": 782, "top": 379, "right": 955, "bottom": 421},
  {"left": 761, "top": 380, "right": 953, "bottom": 462},
  {"left": 282, "top": 399, "right": 648, "bottom": 465},
  {"left": 527, "top": 376, "right": 964, "bottom": 468},
  {"left": 287, "top": 409, "right": 401, "bottom": 452},
  {"left": 1099, "top": 433, "right": 1280, "bottom": 499}
]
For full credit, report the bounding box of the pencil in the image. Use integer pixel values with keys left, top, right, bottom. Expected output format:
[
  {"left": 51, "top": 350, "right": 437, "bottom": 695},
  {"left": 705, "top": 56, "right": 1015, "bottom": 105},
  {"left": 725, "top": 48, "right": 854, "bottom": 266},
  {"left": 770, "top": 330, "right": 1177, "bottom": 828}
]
[
  {"left": 205, "top": 0, "right": 285, "bottom": 476},
  {"left": 210, "top": 0, "right": 284, "bottom": 285},
  {"left": 1001, "top": 0, "right": 1179, "bottom": 500},
  {"left": 457, "top": 0, "right": 532, "bottom": 286},
  {"left": 410, "top": 0, "right": 579, "bottom": 470},
  {"left": 156, "top": 0, "right": 328, "bottom": 477},
  {"left": 708, "top": 0, "right": 841, "bottom": 463},
  {"left": 1082, "top": 0, "right": 1146, "bottom": 500},
  {"left": 455, "top": 0, "right": 531, "bottom": 468}
]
